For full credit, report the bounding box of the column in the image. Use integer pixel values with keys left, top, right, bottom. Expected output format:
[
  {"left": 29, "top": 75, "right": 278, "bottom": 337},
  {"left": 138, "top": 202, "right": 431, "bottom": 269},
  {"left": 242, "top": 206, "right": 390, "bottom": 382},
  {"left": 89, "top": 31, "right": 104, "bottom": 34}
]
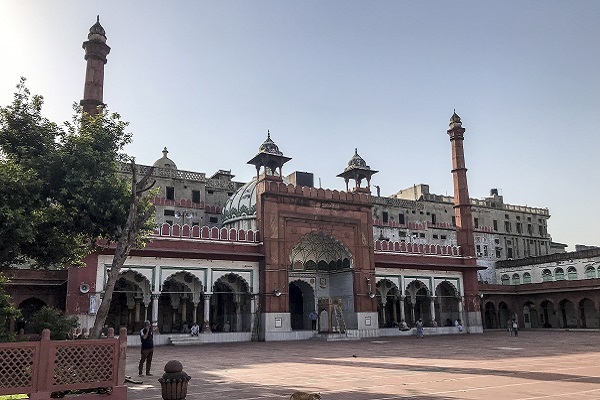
[
  {"left": 392, "top": 297, "right": 398, "bottom": 324},
  {"left": 202, "top": 294, "right": 212, "bottom": 333},
  {"left": 380, "top": 298, "right": 387, "bottom": 327},
  {"left": 250, "top": 294, "right": 257, "bottom": 336},
  {"left": 410, "top": 299, "right": 416, "bottom": 324},
  {"left": 235, "top": 303, "right": 243, "bottom": 332},
  {"left": 399, "top": 296, "right": 406, "bottom": 322},
  {"left": 135, "top": 300, "right": 141, "bottom": 324},
  {"left": 430, "top": 298, "right": 437, "bottom": 326},
  {"left": 458, "top": 297, "right": 465, "bottom": 326},
  {"left": 181, "top": 297, "right": 187, "bottom": 324},
  {"left": 151, "top": 294, "right": 159, "bottom": 331},
  {"left": 192, "top": 302, "right": 199, "bottom": 324}
]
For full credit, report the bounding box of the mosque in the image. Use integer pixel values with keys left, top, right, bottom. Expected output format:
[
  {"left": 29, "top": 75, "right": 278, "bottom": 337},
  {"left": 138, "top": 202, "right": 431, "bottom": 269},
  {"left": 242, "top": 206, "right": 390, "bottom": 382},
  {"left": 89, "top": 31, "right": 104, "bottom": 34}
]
[{"left": 8, "top": 18, "right": 599, "bottom": 345}]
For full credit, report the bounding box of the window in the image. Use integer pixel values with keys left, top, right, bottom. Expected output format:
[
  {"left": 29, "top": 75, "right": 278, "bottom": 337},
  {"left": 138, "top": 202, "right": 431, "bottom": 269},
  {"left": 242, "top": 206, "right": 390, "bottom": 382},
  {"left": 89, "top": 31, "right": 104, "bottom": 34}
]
[
  {"left": 541, "top": 269, "right": 552, "bottom": 282},
  {"left": 166, "top": 186, "right": 175, "bottom": 200},
  {"left": 398, "top": 231, "right": 406, "bottom": 237},
  {"left": 451, "top": 216, "right": 456, "bottom": 226},
  {"left": 512, "top": 273, "right": 520, "bottom": 285},
  {"left": 501, "top": 274, "right": 510, "bottom": 285},
  {"left": 523, "top": 272, "right": 532, "bottom": 284},
  {"left": 495, "top": 247, "right": 502, "bottom": 258},
  {"left": 585, "top": 266, "right": 596, "bottom": 279},
  {"left": 431, "top": 214, "right": 436, "bottom": 224},
  {"left": 419, "top": 233, "right": 425, "bottom": 238},
  {"left": 382, "top": 211, "right": 389, "bottom": 223},
  {"left": 474, "top": 218, "right": 479, "bottom": 228},
  {"left": 516, "top": 223, "right": 522, "bottom": 234},
  {"left": 493, "top": 220, "right": 498, "bottom": 231},
  {"left": 567, "top": 267, "right": 577, "bottom": 280},
  {"left": 398, "top": 213, "right": 405, "bottom": 224},
  {"left": 554, "top": 268, "right": 564, "bottom": 281},
  {"left": 504, "top": 221, "right": 511, "bottom": 232},
  {"left": 440, "top": 235, "right": 447, "bottom": 240},
  {"left": 164, "top": 209, "right": 175, "bottom": 216},
  {"left": 433, "top": 234, "right": 438, "bottom": 239},
  {"left": 505, "top": 214, "right": 509, "bottom": 219},
  {"left": 483, "top": 245, "right": 488, "bottom": 257},
  {"left": 527, "top": 224, "right": 533, "bottom": 235},
  {"left": 507, "top": 248, "right": 513, "bottom": 259},
  {"left": 516, "top": 216, "right": 521, "bottom": 221},
  {"left": 207, "top": 190, "right": 214, "bottom": 195},
  {"left": 419, "top": 211, "right": 424, "bottom": 215},
  {"left": 192, "top": 190, "right": 201, "bottom": 203},
  {"left": 476, "top": 245, "right": 481, "bottom": 254},
  {"left": 538, "top": 225, "right": 544, "bottom": 236},
  {"left": 209, "top": 216, "right": 218, "bottom": 223}
]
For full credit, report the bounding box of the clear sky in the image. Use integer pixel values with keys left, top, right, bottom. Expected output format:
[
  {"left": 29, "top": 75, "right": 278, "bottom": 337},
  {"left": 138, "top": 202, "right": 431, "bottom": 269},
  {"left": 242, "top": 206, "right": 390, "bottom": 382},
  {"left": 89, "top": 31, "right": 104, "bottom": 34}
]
[{"left": 1, "top": 1, "right": 598, "bottom": 250}]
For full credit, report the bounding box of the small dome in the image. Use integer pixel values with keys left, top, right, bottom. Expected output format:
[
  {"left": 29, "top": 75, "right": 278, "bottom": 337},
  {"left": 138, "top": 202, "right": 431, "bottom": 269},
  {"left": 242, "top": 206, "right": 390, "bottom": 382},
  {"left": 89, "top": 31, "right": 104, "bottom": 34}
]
[
  {"left": 88, "top": 16, "right": 107, "bottom": 42},
  {"left": 222, "top": 178, "right": 258, "bottom": 225},
  {"left": 153, "top": 147, "right": 178, "bottom": 170},
  {"left": 344, "top": 148, "right": 368, "bottom": 171},
  {"left": 258, "top": 130, "right": 283, "bottom": 156},
  {"left": 450, "top": 110, "right": 462, "bottom": 126}
]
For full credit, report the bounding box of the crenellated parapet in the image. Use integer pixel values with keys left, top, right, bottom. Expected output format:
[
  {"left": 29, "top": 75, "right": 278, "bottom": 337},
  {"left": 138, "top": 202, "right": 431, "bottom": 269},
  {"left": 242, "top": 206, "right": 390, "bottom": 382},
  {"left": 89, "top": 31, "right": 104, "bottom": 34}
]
[
  {"left": 153, "top": 224, "right": 260, "bottom": 243},
  {"left": 374, "top": 240, "right": 462, "bottom": 257},
  {"left": 261, "top": 180, "right": 372, "bottom": 205}
]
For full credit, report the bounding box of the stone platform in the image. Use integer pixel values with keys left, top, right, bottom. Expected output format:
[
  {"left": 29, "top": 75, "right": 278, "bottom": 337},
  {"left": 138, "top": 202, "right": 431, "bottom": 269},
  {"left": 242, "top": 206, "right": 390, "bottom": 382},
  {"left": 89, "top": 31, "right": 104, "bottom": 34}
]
[{"left": 126, "top": 330, "right": 600, "bottom": 399}]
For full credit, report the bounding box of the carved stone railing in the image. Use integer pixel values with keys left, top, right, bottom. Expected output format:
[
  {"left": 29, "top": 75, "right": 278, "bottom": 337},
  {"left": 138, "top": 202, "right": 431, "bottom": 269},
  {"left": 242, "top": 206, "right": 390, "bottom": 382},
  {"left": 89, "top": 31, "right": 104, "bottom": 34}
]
[
  {"left": 374, "top": 240, "right": 462, "bottom": 256},
  {"left": 0, "top": 328, "right": 127, "bottom": 400},
  {"left": 154, "top": 224, "right": 260, "bottom": 243}
]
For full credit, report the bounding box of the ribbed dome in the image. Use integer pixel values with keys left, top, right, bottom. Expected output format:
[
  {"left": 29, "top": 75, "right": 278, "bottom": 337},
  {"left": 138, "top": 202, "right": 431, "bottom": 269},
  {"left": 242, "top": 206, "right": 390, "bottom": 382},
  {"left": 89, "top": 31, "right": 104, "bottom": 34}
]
[
  {"left": 344, "top": 148, "right": 368, "bottom": 171},
  {"left": 153, "top": 147, "right": 177, "bottom": 170},
  {"left": 258, "top": 130, "right": 283, "bottom": 156},
  {"left": 222, "top": 178, "right": 258, "bottom": 225}
]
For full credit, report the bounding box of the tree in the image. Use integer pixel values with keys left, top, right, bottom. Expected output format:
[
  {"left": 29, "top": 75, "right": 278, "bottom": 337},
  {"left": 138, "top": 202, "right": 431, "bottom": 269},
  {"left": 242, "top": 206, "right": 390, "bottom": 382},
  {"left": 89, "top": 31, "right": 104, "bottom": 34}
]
[
  {"left": 0, "top": 79, "right": 156, "bottom": 338},
  {"left": 0, "top": 275, "right": 21, "bottom": 342},
  {"left": 30, "top": 306, "right": 78, "bottom": 340}
]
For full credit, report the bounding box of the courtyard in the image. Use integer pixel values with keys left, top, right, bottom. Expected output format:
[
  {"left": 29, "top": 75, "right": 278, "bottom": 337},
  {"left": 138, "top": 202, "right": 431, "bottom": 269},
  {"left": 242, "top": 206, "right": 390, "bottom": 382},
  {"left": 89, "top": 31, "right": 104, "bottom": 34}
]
[{"left": 125, "top": 330, "right": 600, "bottom": 400}]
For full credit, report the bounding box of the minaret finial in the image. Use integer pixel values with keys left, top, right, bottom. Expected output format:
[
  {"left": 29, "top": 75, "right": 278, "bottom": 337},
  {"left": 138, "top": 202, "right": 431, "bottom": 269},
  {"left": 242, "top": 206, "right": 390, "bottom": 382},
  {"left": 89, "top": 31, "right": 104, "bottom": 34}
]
[
  {"left": 267, "top": 130, "right": 270, "bottom": 139},
  {"left": 355, "top": 148, "right": 358, "bottom": 155},
  {"left": 97, "top": 15, "right": 100, "bottom": 23}
]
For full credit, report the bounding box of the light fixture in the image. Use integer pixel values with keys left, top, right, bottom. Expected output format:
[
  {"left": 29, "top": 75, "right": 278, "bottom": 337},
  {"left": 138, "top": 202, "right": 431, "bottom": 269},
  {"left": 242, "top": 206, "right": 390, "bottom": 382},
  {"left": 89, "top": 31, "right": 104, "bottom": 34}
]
[
  {"left": 273, "top": 289, "right": 282, "bottom": 297},
  {"left": 366, "top": 277, "right": 375, "bottom": 298},
  {"left": 368, "top": 292, "right": 375, "bottom": 299}
]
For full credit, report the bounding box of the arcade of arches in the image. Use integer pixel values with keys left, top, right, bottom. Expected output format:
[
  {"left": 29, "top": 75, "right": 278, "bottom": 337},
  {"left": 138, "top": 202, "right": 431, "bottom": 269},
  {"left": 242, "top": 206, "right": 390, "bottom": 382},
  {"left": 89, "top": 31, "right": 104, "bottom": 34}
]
[
  {"left": 105, "top": 269, "right": 255, "bottom": 334},
  {"left": 482, "top": 295, "right": 600, "bottom": 329},
  {"left": 375, "top": 278, "right": 464, "bottom": 328}
]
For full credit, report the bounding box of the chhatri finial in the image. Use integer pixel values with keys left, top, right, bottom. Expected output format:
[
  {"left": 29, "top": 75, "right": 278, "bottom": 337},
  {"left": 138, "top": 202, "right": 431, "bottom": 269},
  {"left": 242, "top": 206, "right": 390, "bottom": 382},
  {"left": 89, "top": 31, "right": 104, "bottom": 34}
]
[
  {"left": 355, "top": 148, "right": 358, "bottom": 155},
  {"left": 162, "top": 147, "right": 168, "bottom": 157},
  {"left": 97, "top": 15, "right": 100, "bottom": 23},
  {"left": 267, "top": 130, "right": 270, "bottom": 139}
]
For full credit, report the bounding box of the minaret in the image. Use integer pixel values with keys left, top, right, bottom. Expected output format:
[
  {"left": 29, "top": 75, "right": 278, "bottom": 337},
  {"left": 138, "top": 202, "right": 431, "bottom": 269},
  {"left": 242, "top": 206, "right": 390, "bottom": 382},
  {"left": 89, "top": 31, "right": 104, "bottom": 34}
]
[
  {"left": 448, "top": 110, "right": 483, "bottom": 333},
  {"left": 80, "top": 16, "right": 110, "bottom": 115},
  {"left": 447, "top": 111, "right": 476, "bottom": 257}
]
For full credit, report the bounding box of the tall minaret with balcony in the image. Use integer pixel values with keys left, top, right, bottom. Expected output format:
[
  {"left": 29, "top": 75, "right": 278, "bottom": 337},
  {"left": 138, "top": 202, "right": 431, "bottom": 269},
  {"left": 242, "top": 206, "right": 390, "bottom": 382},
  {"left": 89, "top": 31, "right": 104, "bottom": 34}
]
[
  {"left": 447, "top": 111, "right": 482, "bottom": 333},
  {"left": 80, "top": 16, "right": 110, "bottom": 115}
]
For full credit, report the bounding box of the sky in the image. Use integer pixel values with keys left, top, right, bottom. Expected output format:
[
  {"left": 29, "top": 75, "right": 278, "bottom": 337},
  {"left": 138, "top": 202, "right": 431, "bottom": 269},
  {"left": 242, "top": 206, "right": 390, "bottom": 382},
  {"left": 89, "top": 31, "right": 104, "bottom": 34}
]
[{"left": 1, "top": 1, "right": 598, "bottom": 250}]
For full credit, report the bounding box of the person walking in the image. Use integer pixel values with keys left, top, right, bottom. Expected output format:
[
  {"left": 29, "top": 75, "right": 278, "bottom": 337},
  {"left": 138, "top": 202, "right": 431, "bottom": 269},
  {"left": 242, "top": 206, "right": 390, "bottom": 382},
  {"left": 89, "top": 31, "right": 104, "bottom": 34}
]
[
  {"left": 512, "top": 319, "right": 519, "bottom": 337},
  {"left": 139, "top": 320, "right": 154, "bottom": 376}
]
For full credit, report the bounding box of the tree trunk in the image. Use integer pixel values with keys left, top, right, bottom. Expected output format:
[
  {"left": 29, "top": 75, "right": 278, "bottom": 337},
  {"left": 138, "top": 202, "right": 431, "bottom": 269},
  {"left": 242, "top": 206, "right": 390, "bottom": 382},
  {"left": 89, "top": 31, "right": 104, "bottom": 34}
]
[{"left": 89, "top": 162, "right": 154, "bottom": 339}]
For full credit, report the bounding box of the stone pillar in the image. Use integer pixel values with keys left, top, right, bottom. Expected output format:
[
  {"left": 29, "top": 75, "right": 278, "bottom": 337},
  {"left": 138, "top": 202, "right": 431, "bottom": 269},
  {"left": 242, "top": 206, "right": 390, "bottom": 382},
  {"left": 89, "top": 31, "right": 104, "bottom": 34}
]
[
  {"left": 202, "top": 294, "right": 211, "bottom": 333},
  {"left": 380, "top": 297, "right": 387, "bottom": 326},
  {"left": 192, "top": 302, "right": 199, "bottom": 324},
  {"left": 151, "top": 294, "right": 160, "bottom": 331},
  {"left": 392, "top": 297, "right": 398, "bottom": 324},
  {"left": 399, "top": 296, "right": 406, "bottom": 322},
  {"left": 430, "top": 298, "right": 436, "bottom": 325},
  {"left": 181, "top": 298, "right": 187, "bottom": 324},
  {"left": 458, "top": 297, "right": 464, "bottom": 325},
  {"left": 135, "top": 300, "right": 141, "bottom": 323},
  {"left": 250, "top": 294, "right": 257, "bottom": 335},
  {"left": 235, "top": 302, "right": 243, "bottom": 332},
  {"left": 410, "top": 299, "right": 416, "bottom": 324}
]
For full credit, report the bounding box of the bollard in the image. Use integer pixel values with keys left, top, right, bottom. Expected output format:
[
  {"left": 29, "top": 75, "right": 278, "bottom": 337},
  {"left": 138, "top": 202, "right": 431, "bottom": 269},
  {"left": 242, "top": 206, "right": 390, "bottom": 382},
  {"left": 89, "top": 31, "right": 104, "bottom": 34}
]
[{"left": 158, "top": 360, "right": 191, "bottom": 400}]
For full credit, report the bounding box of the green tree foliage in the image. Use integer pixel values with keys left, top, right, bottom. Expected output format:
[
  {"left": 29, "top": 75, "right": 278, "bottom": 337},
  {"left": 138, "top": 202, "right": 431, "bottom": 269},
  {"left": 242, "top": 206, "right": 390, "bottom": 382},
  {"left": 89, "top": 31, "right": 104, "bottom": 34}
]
[
  {"left": 0, "top": 78, "right": 154, "bottom": 269},
  {"left": 0, "top": 275, "right": 21, "bottom": 342},
  {"left": 30, "top": 306, "right": 79, "bottom": 340}
]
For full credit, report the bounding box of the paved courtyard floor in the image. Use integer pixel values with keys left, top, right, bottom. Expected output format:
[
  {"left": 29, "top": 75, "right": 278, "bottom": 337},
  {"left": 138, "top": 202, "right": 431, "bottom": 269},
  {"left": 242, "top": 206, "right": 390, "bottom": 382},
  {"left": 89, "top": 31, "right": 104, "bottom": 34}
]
[{"left": 125, "top": 330, "right": 600, "bottom": 400}]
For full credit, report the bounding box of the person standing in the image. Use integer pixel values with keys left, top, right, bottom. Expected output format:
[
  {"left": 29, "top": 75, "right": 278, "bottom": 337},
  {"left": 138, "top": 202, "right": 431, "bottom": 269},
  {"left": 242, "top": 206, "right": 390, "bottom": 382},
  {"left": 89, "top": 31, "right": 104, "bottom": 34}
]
[
  {"left": 416, "top": 319, "right": 424, "bottom": 338},
  {"left": 309, "top": 311, "right": 318, "bottom": 330},
  {"left": 512, "top": 319, "right": 519, "bottom": 337},
  {"left": 139, "top": 320, "right": 154, "bottom": 376}
]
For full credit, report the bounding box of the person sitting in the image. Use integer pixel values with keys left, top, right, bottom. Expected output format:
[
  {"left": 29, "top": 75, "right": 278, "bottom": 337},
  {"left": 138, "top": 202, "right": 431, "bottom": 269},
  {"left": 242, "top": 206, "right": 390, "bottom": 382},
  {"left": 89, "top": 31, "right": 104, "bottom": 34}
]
[
  {"left": 223, "top": 321, "right": 231, "bottom": 332},
  {"left": 181, "top": 322, "right": 190, "bottom": 334},
  {"left": 399, "top": 320, "right": 409, "bottom": 331},
  {"left": 190, "top": 322, "right": 200, "bottom": 336},
  {"left": 455, "top": 319, "right": 463, "bottom": 332}
]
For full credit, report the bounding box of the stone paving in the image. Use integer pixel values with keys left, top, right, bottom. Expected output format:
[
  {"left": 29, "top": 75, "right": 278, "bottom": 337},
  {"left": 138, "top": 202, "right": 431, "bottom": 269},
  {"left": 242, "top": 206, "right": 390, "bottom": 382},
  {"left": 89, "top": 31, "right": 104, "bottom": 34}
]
[{"left": 125, "top": 330, "right": 600, "bottom": 400}]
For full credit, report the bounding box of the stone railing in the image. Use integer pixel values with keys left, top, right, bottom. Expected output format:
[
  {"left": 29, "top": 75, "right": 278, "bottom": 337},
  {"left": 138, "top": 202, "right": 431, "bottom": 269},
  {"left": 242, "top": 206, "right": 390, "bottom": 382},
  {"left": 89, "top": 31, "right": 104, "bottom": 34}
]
[
  {"left": 154, "top": 223, "right": 260, "bottom": 243},
  {"left": 0, "top": 328, "right": 127, "bottom": 399},
  {"left": 374, "top": 240, "right": 462, "bottom": 256}
]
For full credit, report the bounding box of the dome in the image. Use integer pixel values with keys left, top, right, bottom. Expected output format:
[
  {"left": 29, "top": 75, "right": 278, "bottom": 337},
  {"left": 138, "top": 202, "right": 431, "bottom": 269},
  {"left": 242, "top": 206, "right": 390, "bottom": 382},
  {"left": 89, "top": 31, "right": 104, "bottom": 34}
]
[
  {"left": 344, "top": 148, "right": 368, "bottom": 172},
  {"left": 222, "top": 178, "right": 258, "bottom": 226},
  {"left": 449, "top": 110, "right": 462, "bottom": 126},
  {"left": 153, "top": 147, "right": 178, "bottom": 170},
  {"left": 258, "top": 130, "right": 283, "bottom": 156},
  {"left": 88, "top": 16, "right": 107, "bottom": 42}
]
